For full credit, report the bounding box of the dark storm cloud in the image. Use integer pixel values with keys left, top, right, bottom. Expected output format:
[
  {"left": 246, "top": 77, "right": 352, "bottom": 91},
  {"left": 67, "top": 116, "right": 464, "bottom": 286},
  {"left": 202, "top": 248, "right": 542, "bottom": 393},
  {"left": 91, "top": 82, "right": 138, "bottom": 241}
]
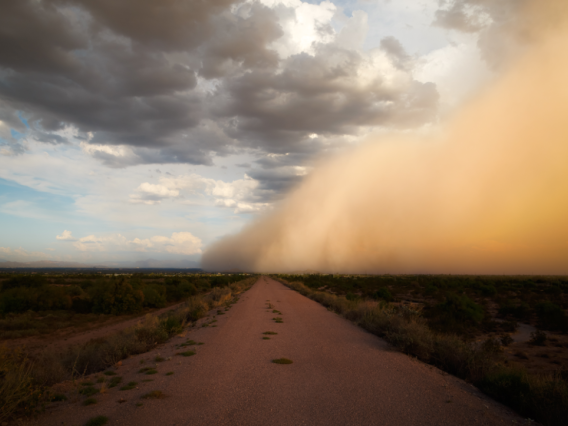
[
  {"left": 0, "top": 0, "right": 244, "bottom": 160},
  {"left": 1, "top": 0, "right": 441, "bottom": 197},
  {"left": 214, "top": 43, "right": 438, "bottom": 152}
]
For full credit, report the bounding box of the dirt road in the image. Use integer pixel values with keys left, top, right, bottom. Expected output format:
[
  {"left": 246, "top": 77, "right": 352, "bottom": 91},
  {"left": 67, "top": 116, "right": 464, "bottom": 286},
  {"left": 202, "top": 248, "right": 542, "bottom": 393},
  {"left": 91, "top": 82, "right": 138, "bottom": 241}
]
[{"left": 41, "top": 277, "right": 523, "bottom": 426}]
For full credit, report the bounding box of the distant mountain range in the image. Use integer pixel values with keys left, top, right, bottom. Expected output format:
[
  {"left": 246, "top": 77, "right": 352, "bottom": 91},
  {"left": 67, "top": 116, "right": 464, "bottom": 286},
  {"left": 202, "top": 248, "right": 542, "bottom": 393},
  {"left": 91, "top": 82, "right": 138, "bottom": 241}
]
[{"left": 0, "top": 258, "right": 200, "bottom": 269}]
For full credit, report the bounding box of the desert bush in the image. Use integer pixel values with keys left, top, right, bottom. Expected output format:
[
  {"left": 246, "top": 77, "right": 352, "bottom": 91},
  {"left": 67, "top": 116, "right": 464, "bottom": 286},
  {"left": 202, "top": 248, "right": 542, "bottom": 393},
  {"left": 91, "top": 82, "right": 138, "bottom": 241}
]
[
  {"left": 426, "top": 293, "right": 484, "bottom": 333},
  {"left": 479, "top": 367, "right": 568, "bottom": 425},
  {"left": 205, "top": 286, "right": 232, "bottom": 307},
  {"left": 529, "top": 330, "right": 548, "bottom": 346},
  {"left": 184, "top": 297, "right": 209, "bottom": 322},
  {"left": 535, "top": 302, "right": 568, "bottom": 332},
  {"left": 498, "top": 301, "right": 531, "bottom": 321},
  {"left": 372, "top": 287, "right": 393, "bottom": 302},
  {"left": 142, "top": 284, "right": 167, "bottom": 309},
  {"left": 0, "top": 346, "right": 49, "bottom": 422},
  {"left": 91, "top": 279, "right": 144, "bottom": 315}
]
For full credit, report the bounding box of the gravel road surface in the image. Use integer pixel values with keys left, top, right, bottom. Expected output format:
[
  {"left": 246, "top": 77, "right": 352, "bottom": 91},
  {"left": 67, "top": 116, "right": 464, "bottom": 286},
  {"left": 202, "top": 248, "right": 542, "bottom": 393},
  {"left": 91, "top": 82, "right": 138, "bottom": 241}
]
[{"left": 41, "top": 276, "right": 523, "bottom": 426}]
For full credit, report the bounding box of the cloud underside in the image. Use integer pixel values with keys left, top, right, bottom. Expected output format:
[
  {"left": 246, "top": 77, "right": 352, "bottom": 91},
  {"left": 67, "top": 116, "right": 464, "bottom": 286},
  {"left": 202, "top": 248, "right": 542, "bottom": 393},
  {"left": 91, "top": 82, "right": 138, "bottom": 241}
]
[{"left": 0, "top": 0, "right": 441, "bottom": 190}]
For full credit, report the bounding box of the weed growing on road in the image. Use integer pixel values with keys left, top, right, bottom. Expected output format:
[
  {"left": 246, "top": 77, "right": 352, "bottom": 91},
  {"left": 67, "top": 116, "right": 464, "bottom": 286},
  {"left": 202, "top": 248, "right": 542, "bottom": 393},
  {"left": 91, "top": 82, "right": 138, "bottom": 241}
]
[
  {"left": 262, "top": 337, "right": 270, "bottom": 340},
  {"left": 83, "top": 398, "right": 97, "bottom": 406},
  {"left": 166, "top": 372, "right": 174, "bottom": 376},
  {"left": 263, "top": 331, "right": 278, "bottom": 335},
  {"left": 178, "top": 351, "right": 196, "bottom": 357},
  {"left": 272, "top": 358, "right": 293, "bottom": 364},
  {"left": 272, "top": 317, "right": 283, "bottom": 323},
  {"left": 108, "top": 376, "right": 121, "bottom": 388},
  {"left": 120, "top": 382, "right": 137, "bottom": 391},
  {"left": 85, "top": 415, "right": 108, "bottom": 426},
  {"left": 79, "top": 386, "right": 98, "bottom": 397},
  {"left": 141, "top": 390, "right": 165, "bottom": 399}
]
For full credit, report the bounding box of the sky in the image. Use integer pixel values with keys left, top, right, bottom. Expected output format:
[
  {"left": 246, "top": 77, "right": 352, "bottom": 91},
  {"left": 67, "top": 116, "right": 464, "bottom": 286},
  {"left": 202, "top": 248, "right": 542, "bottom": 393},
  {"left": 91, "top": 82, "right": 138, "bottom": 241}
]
[{"left": 0, "top": 0, "right": 531, "bottom": 267}]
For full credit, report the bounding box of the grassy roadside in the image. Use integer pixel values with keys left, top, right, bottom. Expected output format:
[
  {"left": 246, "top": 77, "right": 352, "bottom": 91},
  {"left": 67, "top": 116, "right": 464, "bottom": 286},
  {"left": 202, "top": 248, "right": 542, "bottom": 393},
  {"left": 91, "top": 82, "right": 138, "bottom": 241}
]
[
  {"left": 0, "top": 277, "right": 256, "bottom": 422},
  {"left": 277, "top": 278, "right": 568, "bottom": 426}
]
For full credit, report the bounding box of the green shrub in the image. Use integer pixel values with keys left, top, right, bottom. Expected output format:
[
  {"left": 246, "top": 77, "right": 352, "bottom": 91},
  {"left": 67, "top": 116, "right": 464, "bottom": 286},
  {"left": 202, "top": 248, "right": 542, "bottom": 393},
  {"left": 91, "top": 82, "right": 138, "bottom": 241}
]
[
  {"left": 372, "top": 287, "right": 393, "bottom": 302},
  {"left": 91, "top": 278, "right": 144, "bottom": 315},
  {"left": 427, "top": 293, "right": 484, "bottom": 333},
  {"left": 499, "top": 301, "right": 531, "bottom": 321},
  {"left": 142, "top": 285, "right": 166, "bottom": 309}
]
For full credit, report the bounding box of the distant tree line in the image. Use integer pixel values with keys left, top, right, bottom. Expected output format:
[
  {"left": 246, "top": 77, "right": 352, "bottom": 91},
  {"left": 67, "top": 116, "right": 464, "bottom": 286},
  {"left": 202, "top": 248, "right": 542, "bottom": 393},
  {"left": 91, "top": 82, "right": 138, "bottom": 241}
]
[{"left": 0, "top": 273, "right": 243, "bottom": 315}]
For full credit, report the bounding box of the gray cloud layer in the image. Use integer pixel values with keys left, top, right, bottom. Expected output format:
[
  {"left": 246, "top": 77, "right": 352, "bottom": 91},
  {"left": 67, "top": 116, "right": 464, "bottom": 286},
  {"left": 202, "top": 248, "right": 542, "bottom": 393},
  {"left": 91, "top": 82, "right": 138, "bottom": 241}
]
[{"left": 6, "top": 0, "right": 527, "bottom": 200}]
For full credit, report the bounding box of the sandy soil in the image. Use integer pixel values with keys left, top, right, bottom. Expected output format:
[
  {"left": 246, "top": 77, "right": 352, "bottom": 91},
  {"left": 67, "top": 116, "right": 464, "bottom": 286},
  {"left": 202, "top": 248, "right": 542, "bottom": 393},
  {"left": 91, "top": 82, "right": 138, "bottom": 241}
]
[{"left": 36, "top": 277, "right": 526, "bottom": 426}]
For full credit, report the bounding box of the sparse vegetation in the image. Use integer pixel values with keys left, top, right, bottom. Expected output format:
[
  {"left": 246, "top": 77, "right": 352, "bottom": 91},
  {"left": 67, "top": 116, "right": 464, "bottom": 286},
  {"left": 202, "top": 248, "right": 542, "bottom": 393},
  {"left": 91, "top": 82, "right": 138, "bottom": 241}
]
[
  {"left": 262, "top": 337, "right": 270, "bottom": 340},
  {"left": 108, "top": 376, "right": 121, "bottom": 388},
  {"left": 263, "top": 331, "right": 277, "bottom": 335},
  {"left": 178, "top": 351, "right": 196, "bottom": 357},
  {"left": 79, "top": 386, "right": 98, "bottom": 397},
  {"left": 120, "top": 382, "right": 137, "bottom": 391},
  {"left": 166, "top": 371, "right": 174, "bottom": 376},
  {"left": 83, "top": 398, "right": 97, "bottom": 406}
]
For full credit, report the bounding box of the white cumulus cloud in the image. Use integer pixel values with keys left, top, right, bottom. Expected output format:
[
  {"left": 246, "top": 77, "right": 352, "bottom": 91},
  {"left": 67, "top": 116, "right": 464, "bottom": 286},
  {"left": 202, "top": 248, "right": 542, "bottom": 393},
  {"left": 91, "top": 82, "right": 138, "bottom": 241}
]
[
  {"left": 130, "top": 173, "right": 269, "bottom": 213},
  {"left": 56, "top": 230, "right": 76, "bottom": 241}
]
